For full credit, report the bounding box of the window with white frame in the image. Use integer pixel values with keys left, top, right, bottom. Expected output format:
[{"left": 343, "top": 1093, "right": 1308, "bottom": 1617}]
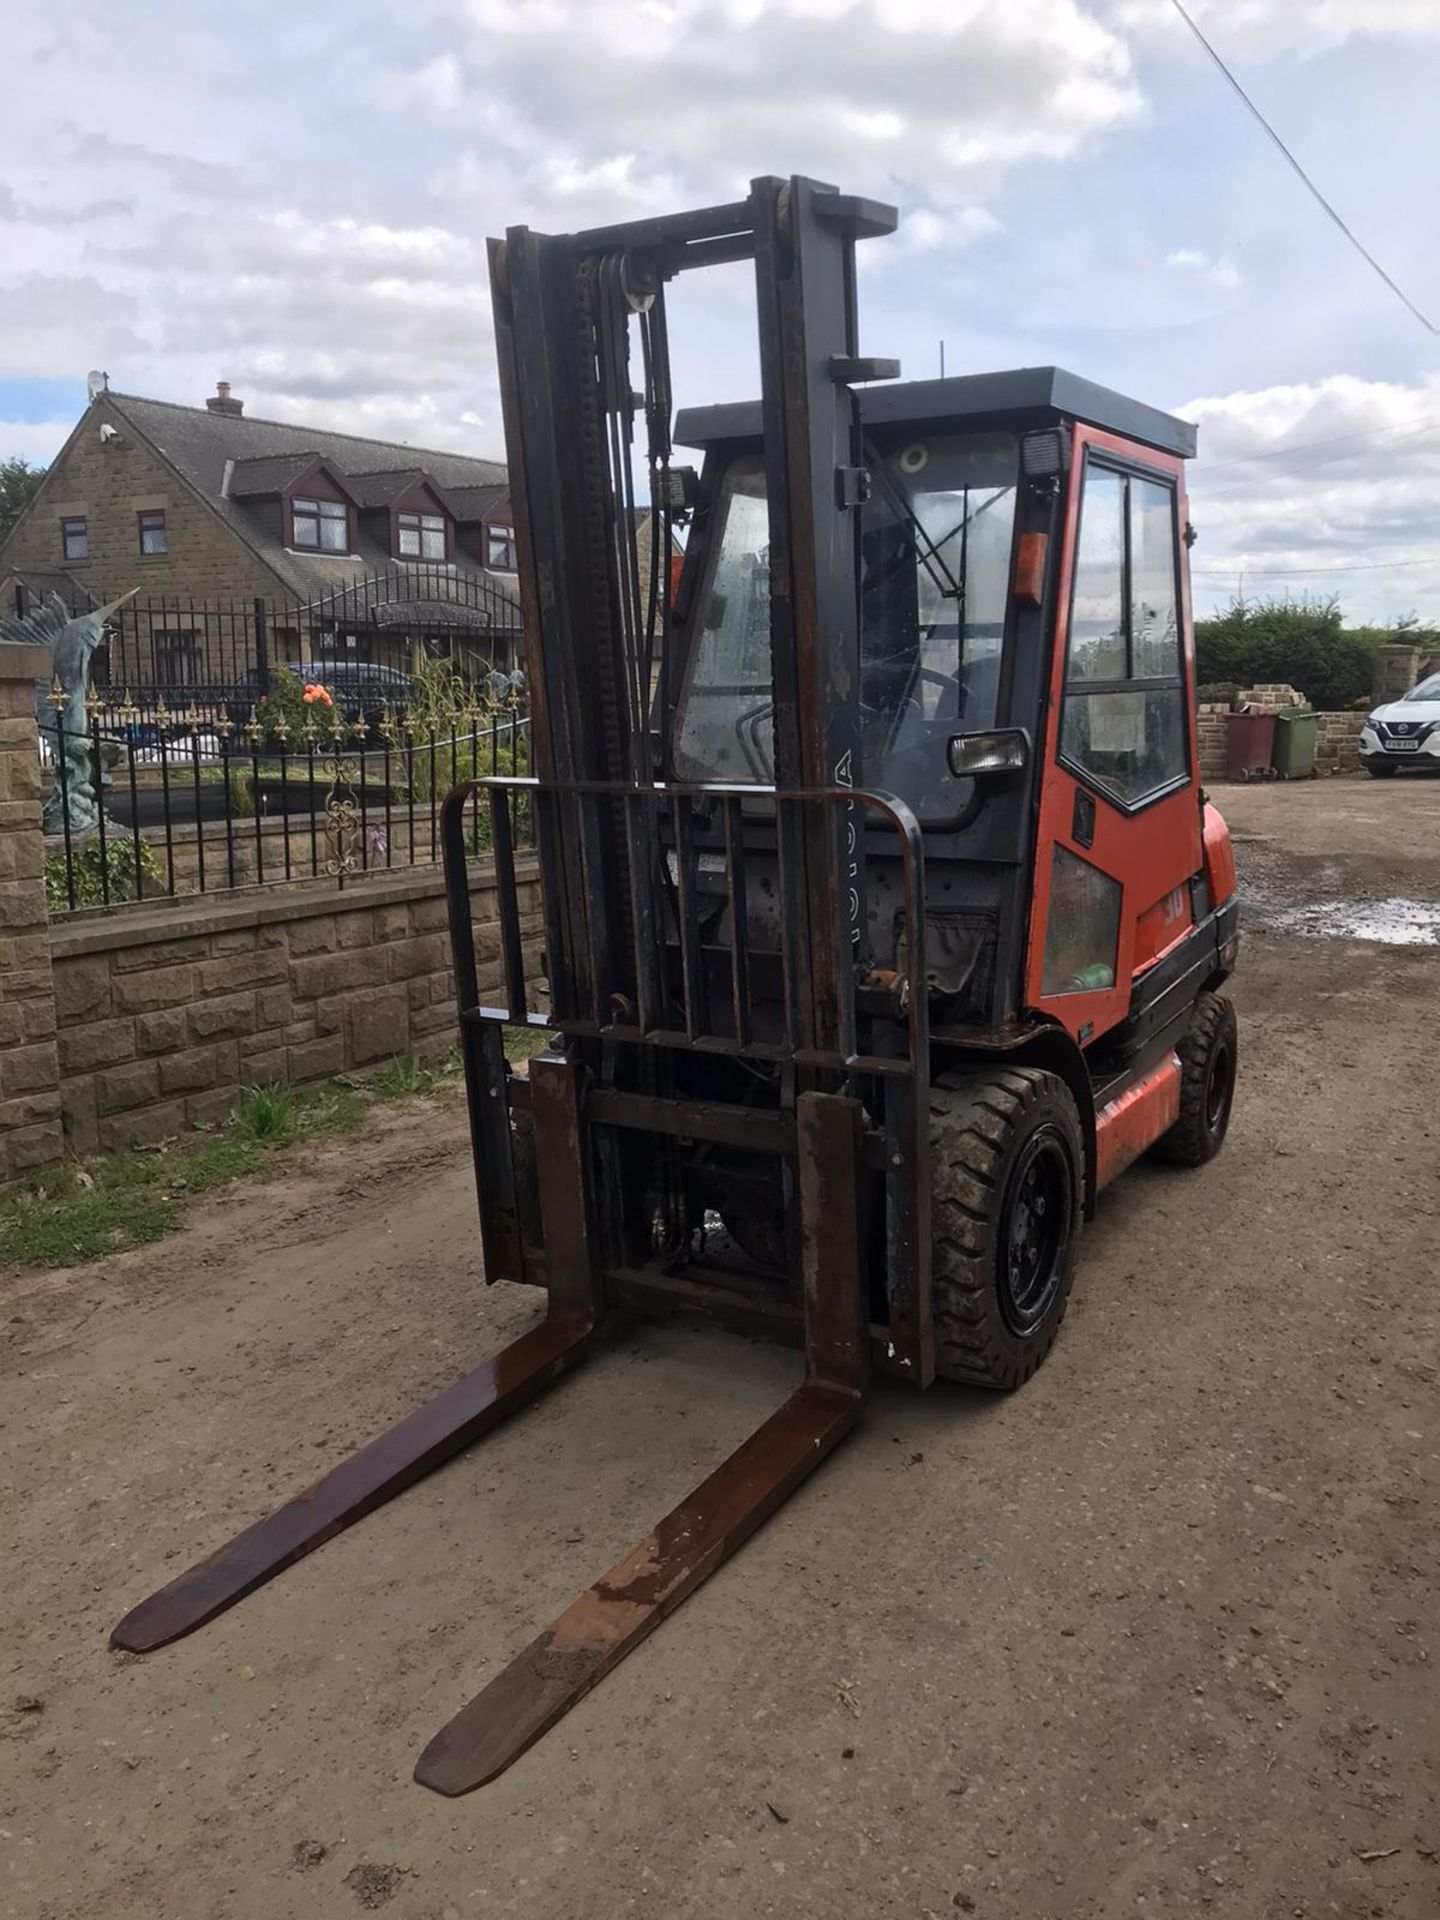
[
  {"left": 61, "top": 516, "right": 88, "bottom": 561},
  {"left": 487, "top": 521, "right": 517, "bottom": 570}
]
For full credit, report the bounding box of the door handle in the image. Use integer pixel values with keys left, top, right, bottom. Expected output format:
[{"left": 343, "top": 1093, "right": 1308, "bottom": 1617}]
[{"left": 1072, "top": 787, "right": 1096, "bottom": 849}]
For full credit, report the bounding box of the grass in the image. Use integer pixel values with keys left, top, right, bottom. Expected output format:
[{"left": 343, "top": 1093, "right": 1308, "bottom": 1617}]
[
  {"left": 0, "top": 1065, "right": 438, "bottom": 1273},
  {"left": 370, "top": 1050, "right": 450, "bottom": 1097},
  {"left": 0, "top": 1135, "right": 265, "bottom": 1269},
  {"left": 503, "top": 1025, "right": 551, "bottom": 1065}
]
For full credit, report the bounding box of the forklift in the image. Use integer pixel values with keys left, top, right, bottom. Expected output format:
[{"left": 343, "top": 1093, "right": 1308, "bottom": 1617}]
[{"left": 112, "top": 176, "right": 1240, "bottom": 1795}]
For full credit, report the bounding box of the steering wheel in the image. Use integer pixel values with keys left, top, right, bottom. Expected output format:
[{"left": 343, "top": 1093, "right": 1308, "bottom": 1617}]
[
  {"left": 909, "top": 665, "right": 966, "bottom": 722},
  {"left": 734, "top": 698, "right": 775, "bottom": 782}
]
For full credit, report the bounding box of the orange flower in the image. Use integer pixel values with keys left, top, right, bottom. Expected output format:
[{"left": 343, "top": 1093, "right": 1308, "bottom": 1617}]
[{"left": 302, "top": 683, "right": 333, "bottom": 706}]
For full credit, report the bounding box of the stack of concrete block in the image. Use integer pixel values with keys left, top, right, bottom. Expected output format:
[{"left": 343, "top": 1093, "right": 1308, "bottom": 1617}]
[{"left": 1236, "top": 683, "right": 1306, "bottom": 712}]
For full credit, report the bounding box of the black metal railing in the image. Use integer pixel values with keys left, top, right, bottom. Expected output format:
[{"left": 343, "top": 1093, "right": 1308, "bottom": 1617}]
[
  {"left": 38, "top": 692, "right": 532, "bottom": 915},
  {"left": 15, "top": 576, "right": 525, "bottom": 732}
]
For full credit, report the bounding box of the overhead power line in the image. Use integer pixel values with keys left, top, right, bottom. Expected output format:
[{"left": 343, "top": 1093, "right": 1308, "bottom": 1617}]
[
  {"left": 1191, "top": 558, "right": 1430, "bottom": 577},
  {"left": 1199, "top": 412, "right": 1440, "bottom": 477},
  {"left": 1166, "top": 0, "right": 1439, "bottom": 337},
  {"left": 1200, "top": 422, "right": 1440, "bottom": 496}
]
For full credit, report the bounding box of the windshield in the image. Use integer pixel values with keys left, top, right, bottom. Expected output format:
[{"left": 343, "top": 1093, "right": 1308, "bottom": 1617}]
[
  {"left": 672, "top": 432, "right": 1019, "bottom": 822},
  {"left": 1406, "top": 673, "right": 1440, "bottom": 703}
]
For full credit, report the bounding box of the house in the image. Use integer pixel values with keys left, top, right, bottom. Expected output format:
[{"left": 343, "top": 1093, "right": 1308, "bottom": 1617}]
[{"left": 0, "top": 381, "right": 524, "bottom": 695}]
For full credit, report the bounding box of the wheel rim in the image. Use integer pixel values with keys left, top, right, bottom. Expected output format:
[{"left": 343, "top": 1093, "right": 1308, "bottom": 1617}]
[
  {"left": 1205, "top": 1036, "right": 1236, "bottom": 1138},
  {"left": 998, "top": 1126, "right": 1073, "bottom": 1338}
]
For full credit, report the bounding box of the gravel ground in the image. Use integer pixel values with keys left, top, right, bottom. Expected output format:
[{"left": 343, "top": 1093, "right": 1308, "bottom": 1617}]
[{"left": 2, "top": 773, "right": 1437, "bottom": 1920}]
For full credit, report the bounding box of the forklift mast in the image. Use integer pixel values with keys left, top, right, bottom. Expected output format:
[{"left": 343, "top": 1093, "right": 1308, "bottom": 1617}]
[
  {"left": 466, "top": 174, "right": 936, "bottom": 1379},
  {"left": 491, "top": 174, "right": 891, "bottom": 1039}
]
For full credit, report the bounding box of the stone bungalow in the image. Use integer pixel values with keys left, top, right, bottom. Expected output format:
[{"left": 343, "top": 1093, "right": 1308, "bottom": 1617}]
[{"left": 0, "top": 380, "right": 525, "bottom": 690}]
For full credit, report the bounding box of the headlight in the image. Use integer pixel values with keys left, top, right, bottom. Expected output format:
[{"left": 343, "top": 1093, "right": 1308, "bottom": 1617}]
[{"left": 947, "top": 729, "right": 1029, "bottom": 777}]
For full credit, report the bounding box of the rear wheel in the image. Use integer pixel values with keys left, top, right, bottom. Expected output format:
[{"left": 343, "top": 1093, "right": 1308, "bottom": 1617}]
[
  {"left": 930, "top": 1067, "right": 1083, "bottom": 1390},
  {"left": 1366, "top": 760, "right": 1399, "bottom": 778},
  {"left": 1155, "top": 991, "right": 1237, "bottom": 1167}
]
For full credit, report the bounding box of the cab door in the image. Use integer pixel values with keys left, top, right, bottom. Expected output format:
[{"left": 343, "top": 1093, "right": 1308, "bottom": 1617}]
[{"left": 1023, "top": 425, "right": 1202, "bottom": 1048}]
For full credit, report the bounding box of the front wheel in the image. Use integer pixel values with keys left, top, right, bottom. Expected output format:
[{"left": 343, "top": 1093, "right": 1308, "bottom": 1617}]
[
  {"left": 1155, "top": 991, "right": 1237, "bottom": 1167},
  {"left": 930, "top": 1067, "right": 1083, "bottom": 1390}
]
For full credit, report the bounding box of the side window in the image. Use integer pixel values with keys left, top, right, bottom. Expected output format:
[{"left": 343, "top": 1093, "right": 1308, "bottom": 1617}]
[{"left": 1060, "top": 463, "right": 1187, "bottom": 808}]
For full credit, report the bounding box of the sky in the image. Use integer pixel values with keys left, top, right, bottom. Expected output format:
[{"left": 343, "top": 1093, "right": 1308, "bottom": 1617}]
[{"left": 4, "top": 0, "right": 1440, "bottom": 621}]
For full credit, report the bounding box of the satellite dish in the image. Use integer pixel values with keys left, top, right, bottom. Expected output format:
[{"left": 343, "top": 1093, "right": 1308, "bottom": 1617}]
[{"left": 86, "top": 370, "right": 108, "bottom": 402}]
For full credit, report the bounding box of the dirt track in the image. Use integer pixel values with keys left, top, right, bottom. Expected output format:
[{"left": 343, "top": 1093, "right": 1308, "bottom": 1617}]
[{"left": 3, "top": 775, "right": 1438, "bottom": 1920}]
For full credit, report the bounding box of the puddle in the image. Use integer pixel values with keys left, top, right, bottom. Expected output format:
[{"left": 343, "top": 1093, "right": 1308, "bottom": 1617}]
[{"left": 1264, "top": 897, "right": 1440, "bottom": 946}]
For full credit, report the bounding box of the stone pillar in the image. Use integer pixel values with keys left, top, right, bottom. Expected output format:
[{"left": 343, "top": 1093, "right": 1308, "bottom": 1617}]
[
  {"left": 1373, "top": 645, "right": 1421, "bottom": 705},
  {"left": 0, "top": 642, "right": 63, "bottom": 1183}
]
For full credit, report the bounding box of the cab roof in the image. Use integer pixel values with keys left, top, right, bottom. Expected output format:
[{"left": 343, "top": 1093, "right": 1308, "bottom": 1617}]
[{"left": 674, "top": 365, "right": 1196, "bottom": 461}]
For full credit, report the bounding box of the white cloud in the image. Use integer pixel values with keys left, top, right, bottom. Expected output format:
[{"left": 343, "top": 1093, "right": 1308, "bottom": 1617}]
[
  {"left": 1166, "top": 246, "right": 1243, "bottom": 292},
  {"left": 1100, "top": 0, "right": 1440, "bottom": 59},
  {"left": 0, "top": 422, "right": 78, "bottom": 467},
  {"left": 0, "top": 0, "right": 1435, "bottom": 643},
  {"left": 900, "top": 205, "right": 1000, "bottom": 251},
  {"left": 388, "top": 0, "right": 1144, "bottom": 231},
  {"left": 1184, "top": 375, "right": 1440, "bottom": 617},
  {"left": 0, "top": 0, "right": 1160, "bottom": 469}
]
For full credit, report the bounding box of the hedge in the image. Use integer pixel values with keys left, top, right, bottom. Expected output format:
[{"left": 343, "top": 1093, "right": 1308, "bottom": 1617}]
[{"left": 1192, "top": 598, "right": 1432, "bottom": 711}]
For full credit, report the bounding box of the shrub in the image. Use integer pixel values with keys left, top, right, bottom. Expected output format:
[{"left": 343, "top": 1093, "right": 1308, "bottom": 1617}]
[
  {"left": 400, "top": 660, "right": 530, "bottom": 808},
  {"left": 251, "top": 667, "right": 342, "bottom": 751},
  {"left": 1193, "top": 597, "right": 1382, "bottom": 711},
  {"left": 45, "top": 833, "right": 164, "bottom": 912}
]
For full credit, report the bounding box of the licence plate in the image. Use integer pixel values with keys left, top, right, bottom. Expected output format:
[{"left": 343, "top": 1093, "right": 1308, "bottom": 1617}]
[{"left": 1387, "top": 738, "right": 1420, "bottom": 752}]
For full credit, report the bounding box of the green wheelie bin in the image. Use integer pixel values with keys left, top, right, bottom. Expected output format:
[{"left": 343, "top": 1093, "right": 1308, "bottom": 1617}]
[{"left": 1271, "top": 706, "right": 1319, "bottom": 779}]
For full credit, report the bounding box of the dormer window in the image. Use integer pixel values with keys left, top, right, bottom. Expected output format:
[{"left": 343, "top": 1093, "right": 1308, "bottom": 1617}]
[
  {"left": 293, "top": 496, "right": 348, "bottom": 552},
  {"left": 398, "top": 509, "right": 446, "bottom": 561},
  {"left": 487, "top": 522, "right": 516, "bottom": 570}
]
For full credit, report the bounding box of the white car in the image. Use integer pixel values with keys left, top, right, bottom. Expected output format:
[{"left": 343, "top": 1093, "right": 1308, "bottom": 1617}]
[{"left": 1359, "top": 671, "right": 1440, "bottom": 777}]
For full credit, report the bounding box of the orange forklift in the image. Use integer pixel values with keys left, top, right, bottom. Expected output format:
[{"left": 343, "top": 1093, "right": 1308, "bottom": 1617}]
[{"left": 113, "top": 176, "right": 1239, "bottom": 1794}]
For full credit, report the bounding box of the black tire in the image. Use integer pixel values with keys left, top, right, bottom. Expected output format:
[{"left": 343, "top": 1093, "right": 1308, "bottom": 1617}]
[
  {"left": 1366, "top": 760, "right": 1399, "bottom": 778},
  {"left": 1154, "top": 991, "right": 1237, "bottom": 1167},
  {"left": 930, "top": 1067, "right": 1083, "bottom": 1391}
]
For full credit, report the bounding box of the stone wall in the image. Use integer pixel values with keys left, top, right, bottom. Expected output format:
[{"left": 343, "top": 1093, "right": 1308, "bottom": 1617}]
[
  {"left": 0, "top": 643, "right": 63, "bottom": 1183},
  {"left": 1196, "top": 703, "right": 1228, "bottom": 780},
  {"left": 50, "top": 863, "right": 542, "bottom": 1157},
  {"left": 1314, "top": 711, "right": 1366, "bottom": 773},
  {"left": 1197, "top": 684, "right": 1365, "bottom": 779}
]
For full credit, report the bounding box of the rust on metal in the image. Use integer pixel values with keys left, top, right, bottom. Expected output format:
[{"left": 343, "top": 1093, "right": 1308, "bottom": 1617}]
[
  {"left": 413, "top": 1089, "right": 870, "bottom": 1797},
  {"left": 413, "top": 1378, "right": 861, "bottom": 1795},
  {"left": 110, "top": 1313, "right": 596, "bottom": 1653}
]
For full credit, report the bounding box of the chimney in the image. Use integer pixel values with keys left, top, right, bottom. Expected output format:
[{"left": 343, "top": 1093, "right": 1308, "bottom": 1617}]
[{"left": 206, "top": 380, "right": 244, "bottom": 417}]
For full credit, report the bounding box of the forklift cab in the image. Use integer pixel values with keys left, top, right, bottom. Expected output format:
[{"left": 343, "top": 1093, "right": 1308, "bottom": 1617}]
[{"left": 668, "top": 369, "right": 1228, "bottom": 1063}]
